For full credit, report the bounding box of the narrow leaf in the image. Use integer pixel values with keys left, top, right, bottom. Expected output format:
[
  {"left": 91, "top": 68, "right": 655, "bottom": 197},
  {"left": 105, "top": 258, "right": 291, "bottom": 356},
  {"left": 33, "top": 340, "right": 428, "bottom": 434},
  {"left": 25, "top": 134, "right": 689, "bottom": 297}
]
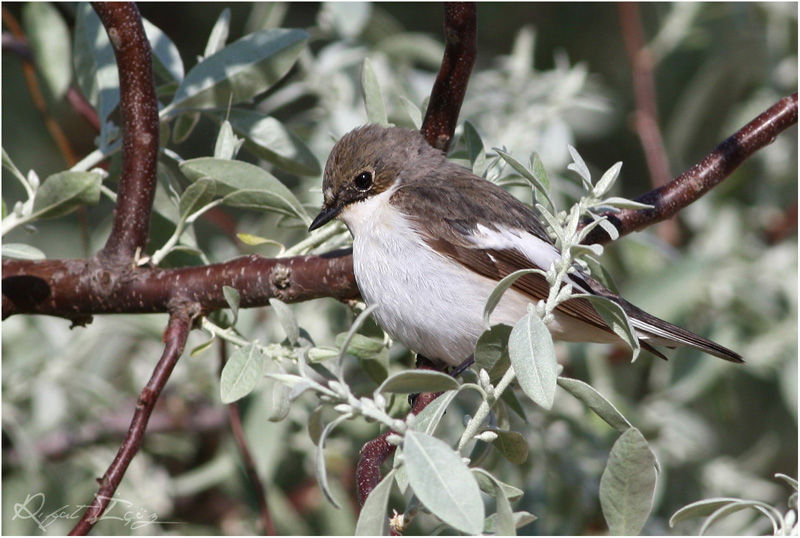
[
  {"left": 213, "top": 120, "right": 243, "bottom": 160},
  {"left": 334, "top": 333, "right": 385, "bottom": 360},
  {"left": 269, "top": 298, "right": 299, "bottom": 345},
  {"left": 488, "top": 428, "right": 529, "bottom": 464},
  {"left": 163, "top": 29, "right": 309, "bottom": 115},
  {"left": 567, "top": 145, "right": 592, "bottom": 188},
  {"left": 508, "top": 312, "right": 558, "bottom": 409},
  {"left": 32, "top": 171, "right": 102, "bottom": 220},
  {"left": 472, "top": 469, "right": 515, "bottom": 536},
  {"left": 355, "top": 469, "right": 396, "bottom": 536},
  {"left": 268, "top": 380, "right": 292, "bottom": 422},
  {"left": 315, "top": 413, "right": 352, "bottom": 508},
  {"left": 483, "top": 269, "right": 546, "bottom": 329},
  {"left": 142, "top": 17, "right": 184, "bottom": 83},
  {"left": 530, "top": 152, "right": 550, "bottom": 192},
  {"left": 333, "top": 303, "right": 379, "bottom": 379},
  {"left": 496, "top": 149, "right": 553, "bottom": 206},
  {"left": 23, "top": 2, "right": 71, "bottom": 99},
  {"left": 398, "top": 97, "right": 422, "bottom": 129},
  {"left": 575, "top": 295, "right": 641, "bottom": 361},
  {"left": 222, "top": 285, "right": 240, "bottom": 324},
  {"left": 474, "top": 324, "right": 512, "bottom": 378},
  {"left": 472, "top": 469, "right": 525, "bottom": 502},
  {"left": 601, "top": 197, "right": 653, "bottom": 210},
  {"left": 377, "top": 370, "right": 459, "bottom": 394},
  {"left": 220, "top": 344, "right": 265, "bottom": 403},
  {"left": 404, "top": 431, "right": 485, "bottom": 535},
  {"left": 2, "top": 244, "right": 46, "bottom": 260},
  {"left": 178, "top": 177, "right": 216, "bottom": 220},
  {"left": 204, "top": 8, "right": 231, "bottom": 58},
  {"left": 463, "top": 121, "right": 486, "bottom": 173},
  {"left": 599, "top": 427, "right": 658, "bottom": 536},
  {"left": 557, "top": 377, "right": 632, "bottom": 433},
  {"left": 669, "top": 497, "right": 743, "bottom": 527},
  {"left": 593, "top": 162, "right": 622, "bottom": 198},
  {"left": 411, "top": 390, "right": 460, "bottom": 436},
  {"left": 361, "top": 58, "right": 388, "bottom": 125}
]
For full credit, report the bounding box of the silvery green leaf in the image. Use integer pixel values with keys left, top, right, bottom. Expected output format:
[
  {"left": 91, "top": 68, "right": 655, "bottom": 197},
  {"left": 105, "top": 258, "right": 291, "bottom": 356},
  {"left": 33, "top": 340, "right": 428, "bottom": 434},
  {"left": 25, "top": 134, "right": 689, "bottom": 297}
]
[
  {"left": 483, "top": 268, "right": 546, "bottom": 328},
  {"left": 333, "top": 303, "right": 379, "bottom": 380},
  {"left": 321, "top": 2, "right": 371, "bottom": 39},
  {"left": 74, "top": 5, "right": 118, "bottom": 140},
  {"left": 484, "top": 511, "right": 537, "bottom": 533},
  {"left": 2, "top": 244, "right": 46, "bottom": 260},
  {"left": 213, "top": 120, "right": 244, "bottom": 160},
  {"left": 204, "top": 8, "right": 231, "bottom": 58},
  {"left": 220, "top": 344, "right": 266, "bottom": 403},
  {"left": 775, "top": 473, "right": 798, "bottom": 490},
  {"left": 474, "top": 324, "right": 512, "bottom": 376},
  {"left": 315, "top": 413, "right": 352, "bottom": 508},
  {"left": 190, "top": 338, "right": 215, "bottom": 357},
  {"left": 472, "top": 469, "right": 515, "bottom": 536},
  {"left": 334, "top": 333, "right": 384, "bottom": 360},
  {"left": 599, "top": 427, "right": 657, "bottom": 536},
  {"left": 508, "top": 312, "right": 558, "bottom": 409},
  {"left": 268, "top": 379, "right": 292, "bottom": 422},
  {"left": 488, "top": 428, "right": 529, "bottom": 464},
  {"left": 501, "top": 388, "right": 527, "bottom": 421},
  {"left": 307, "top": 404, "right": 325, "bottom": 446},
  {"left": 575, "top": 295, "right": 641, "bottom": 361},
  {"left": 398, "top": 97, "right": 422, "bottom": 129},
  {"left": 162, "top": 28, "right": 309, "bottom": 116},
  {"left": 224, "top": 110, "right": 320, "bottom": 175},
  {"left": 463, "top": 121, "right": 486, "bottom": 174},
  {"left": 307, "top": 346, "right": 340, "bottom": 363},
  {"left": 411, "top": 390, "right": 459, "bottom": 436},
  {"left": 472, "top": 469, "right": 524, "bottom": 502},
  {"left": 669, "top": 497, "right": 744, "bottom": 527},
  {"left": 571, "top": 243, "right": 604, "bottom": 257},
  {"left": 593, "top": 162, "right": 622, "bottom": 198},
  {"left": 178, "top": 178, "right": 216, "bottom": 221},
  {"left": 172, "top": 112, "right": 201, "bottom": 144},
  {"left": 3, "top": 149, "right": 28, "bottom": 189},
  {"left": 361, "top": 58, "right": 388, "bottom": 126},
  {"left": 592, "top": 213, "right": 620, "bottom": 241},
  {"left": 698, "top": 501, "right": 781, "bottom": 536},
  {"left": 404, "top": 430, "right": 485, "bottom": 535},
  {"left": 496, "top": 149, "right": 553, "bottom": 207},
  {"left": 378, "top": 370, "right": 459, "bottom": 394},
  {"left": 536, "top": 203, "right": 565, "bottom": 245},
  {"left": 374, "top": 33, "right": 445, "bottom": 69},
  {"left": 600, "top": 197, "right": 653, "bottom": 210},
  {"left": 567, "top": 145, "right": 592, "bottom": 189},
  {"left": 142, "top": 18, "right": 184, "bottom": 83},
  {"left": 355, "top": 469, "right": 395, "bottom": 536},
  {"left": 23, "top": 2, "right": 71, "bottom": 99},
  {"left": 32, "top": 171, "right": 102, "bottom": 220},
  {"left": 269, "top": 298, "right": 299, "bottom": 345},
  {"left": 180, "top": 157, "right": 308, "bottom": 223},
  {"left": 222, "top": 285, "right": 240, "bottom": 325},
  {"left": 557, "top": 377, "right": 632, "bottom": 433},
  {"left": 530, "top": 152, "right": 550, "bottom": 192},
  {"left": 582, "top": 255, "right": 620, "bottom": 293}
]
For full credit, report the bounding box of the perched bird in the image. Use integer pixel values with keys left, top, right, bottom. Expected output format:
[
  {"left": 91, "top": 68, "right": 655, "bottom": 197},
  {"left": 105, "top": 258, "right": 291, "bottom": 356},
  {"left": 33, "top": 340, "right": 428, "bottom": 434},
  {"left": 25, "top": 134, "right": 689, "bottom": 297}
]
[{"left": 309, "top": 124, "right": 743, "bottom": 367}]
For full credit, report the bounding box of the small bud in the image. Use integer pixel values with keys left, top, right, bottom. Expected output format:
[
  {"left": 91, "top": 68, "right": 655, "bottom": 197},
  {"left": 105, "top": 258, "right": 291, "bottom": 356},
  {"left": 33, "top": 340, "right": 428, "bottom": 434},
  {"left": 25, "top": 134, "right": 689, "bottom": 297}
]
[
  {"left": 475, "top": 431, "right": 498, "bottom": 443},
  {"left": 334, "top": 403, "right": 351, "bottom": 414},
  {"left": 386, "top": 434, "right": 403, "bottom": 446}
]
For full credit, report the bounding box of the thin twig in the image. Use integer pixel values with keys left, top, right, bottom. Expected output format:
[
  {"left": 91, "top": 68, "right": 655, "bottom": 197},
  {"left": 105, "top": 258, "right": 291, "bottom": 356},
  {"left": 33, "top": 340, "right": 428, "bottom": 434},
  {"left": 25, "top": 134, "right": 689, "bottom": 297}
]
[
  {"left": 69, "top": 303, "right": 198, "bottom": 535},
  {"left": 420, "top": 2, "right": 477, "bottom": 152},
  {"left": 618, "top": 2, "right": 678, "bottom": 244},
  {"left": 220, "top": 340, "right": 275, "bottom": 535},
  {"left": 91, "top": 2, "right": 159, "bottom": 263},
  {"left": 582, "top": 93, "right": 798, "bottom": 245}
]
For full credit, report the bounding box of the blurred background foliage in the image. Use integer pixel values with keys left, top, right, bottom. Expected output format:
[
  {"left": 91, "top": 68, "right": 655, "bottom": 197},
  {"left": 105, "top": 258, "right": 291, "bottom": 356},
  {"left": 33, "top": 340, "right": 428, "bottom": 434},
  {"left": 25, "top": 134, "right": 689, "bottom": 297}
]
[{"left": 2, "top": 2, "right": 797, "bottom": 535}]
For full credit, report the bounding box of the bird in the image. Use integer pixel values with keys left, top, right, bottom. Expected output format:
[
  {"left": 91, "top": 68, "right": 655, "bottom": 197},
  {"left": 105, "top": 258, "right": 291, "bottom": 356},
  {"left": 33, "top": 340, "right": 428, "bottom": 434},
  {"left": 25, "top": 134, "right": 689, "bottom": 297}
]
[{"left": 308, "top": 124, "right": 743, "bottom": 368}]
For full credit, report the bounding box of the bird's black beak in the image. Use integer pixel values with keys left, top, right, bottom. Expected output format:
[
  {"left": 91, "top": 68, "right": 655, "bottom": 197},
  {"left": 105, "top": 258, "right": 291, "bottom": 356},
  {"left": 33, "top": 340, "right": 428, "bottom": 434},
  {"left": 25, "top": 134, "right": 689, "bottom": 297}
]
[{"left": 308, "top": 205, "right": 341, "bottom": 231}]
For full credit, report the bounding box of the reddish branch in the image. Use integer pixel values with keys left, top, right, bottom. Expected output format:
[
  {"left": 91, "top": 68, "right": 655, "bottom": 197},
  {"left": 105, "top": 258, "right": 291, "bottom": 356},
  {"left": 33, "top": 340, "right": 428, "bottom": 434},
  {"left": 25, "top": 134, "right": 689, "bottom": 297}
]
[
  {"left": 91, "top": 2, "right": 159, "bottom": 263},
  {"left": 420, "top": 2, "right": 477, "bottom": 151},
  {"left": 69, "top": 304, "right": 197, "bottom": 535},
  {"left": 582, "top": 92, "right": 799, "bottom": 245}
]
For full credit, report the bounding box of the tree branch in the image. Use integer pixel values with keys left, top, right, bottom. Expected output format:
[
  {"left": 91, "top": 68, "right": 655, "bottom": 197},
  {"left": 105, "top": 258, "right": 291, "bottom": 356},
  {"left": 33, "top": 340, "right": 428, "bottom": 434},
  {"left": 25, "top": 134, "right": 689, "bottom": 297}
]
[
  {"left": 420, "top": 2, "right": 477, "bottom": 152},
  {"left": 582, "top": 92, "right": 798, "bottom": 245},
  {"left": 69, "top": 303, "right": 197, "bottom": 535},
  {"left": 91, "top": 2, "right": 159, "bottom": 263}
]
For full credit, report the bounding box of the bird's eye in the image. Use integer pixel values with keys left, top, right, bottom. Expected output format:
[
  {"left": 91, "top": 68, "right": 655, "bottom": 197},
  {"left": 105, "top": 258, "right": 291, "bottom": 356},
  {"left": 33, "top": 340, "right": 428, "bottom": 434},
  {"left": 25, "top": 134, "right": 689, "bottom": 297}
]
[{"left": 354, "top": 171, "right": 373, "bottom": 191}]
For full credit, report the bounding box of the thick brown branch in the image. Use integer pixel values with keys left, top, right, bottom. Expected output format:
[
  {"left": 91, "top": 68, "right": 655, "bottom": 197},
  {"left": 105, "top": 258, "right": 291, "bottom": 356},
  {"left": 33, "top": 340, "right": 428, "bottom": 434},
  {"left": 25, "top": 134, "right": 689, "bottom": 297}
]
[
  {"left": 582, "top": 93, "right": 799, "bottom": 245},
  {"left": 2, "top": 251, "right": 358, "bottom": 320},
  {"left": 69, "top": 304, "right": 197, "bottom": 535},
  {"left": 420, "top": 2, "right": 477, "bottom": 152},
  {"left": 91, "top": 2, "right": 159, "bottom": 263}
]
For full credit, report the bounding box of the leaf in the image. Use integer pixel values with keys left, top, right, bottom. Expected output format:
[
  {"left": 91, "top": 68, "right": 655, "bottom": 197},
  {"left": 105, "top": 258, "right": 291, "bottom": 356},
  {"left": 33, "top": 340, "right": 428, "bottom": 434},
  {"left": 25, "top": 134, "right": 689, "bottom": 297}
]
[
  {"left": 213, "top": 120, "right": 244, "bottom": 160},
  {"left": 268, "top": 380, "right": 292, "bottom": 422},
  {"left": 488, "top": 428, "right": 529, "bottom": 464},
  {"left": 180, "top": 157, "right": 308, "bottom": 223},
  {"left": 32, "top": 171, "right": 102, "bottom": 220},
  {"left": 361, "top": 58, "right": 388, "bottom": 125},
  {"left": 315, "top": 413, "right": 352, "bottom": 508},
  {"left": 222, "top": 285, "right": 240, "bottom": 325},
  {"left": 332, "top": 303, "right": 379, "bottom": 379},
  {"left": 599, "top": 427, "right": 658, "bottom": 536},
  {"left": 162, "top": 28, "right": 309, "bottom": 116},
  {"left": 307, "top": 404, "right": 325, "bottom": 446},
  {"left": 23, "top": 2, "right": 72, "bottom": 99},
  {"left": 74, "top": 5, "right": 118, "bottom": 138},
  {"left": 204, "top": 8, "right": 231, "bottom": 58},
  {"left": 224, "top": 110, "right": 320, "bottom": 175},
  {"left": 508, "top": 312, "right": 558, "bottom": 409},
  {"left": 530, "top": 152, "right": 550, "bottom": 193},
  {"left": 557, "top": 377, "right": 632, "bottom": 433},
  {"left": 189, "top": 338, "right": 215, "bottom": 357},
  {"left": 495, "top": 149, "right": 553, "bottom": 207},
  {"left": 172, "top": 112, "right": 201, "bottom": 144},
  {"left": 178, "top": 178, "right": 216, "bottom": 221},
  {"left": 334, "top": 333, "right": 385, "bottom": 360},
  {"left": 474, "top": 324, "right": 512, "bottom": 378},
  {"left": 601, "top": 197, "right": 653, "bottom": 210},
  {"left": 142, "top": 17, "right": 184, "bottom": 83},
  {"left": 463, "top": 121, "right": 486, "bottom": 173},
  {"left": 2, "top": 244, "right": 46, "bottom": 260},
  {"left": 472, "top": 469, "right": 524, "bottom": 502},
  {"left": 377, "top": 370, "right": 459, "bottom": 394},
  {"left": 398, "top": 96, "right": 422, "bottom": 129},
  {"left": 669, "top": 497, "right": 744, "bottom": 527},
  {"left": 485, "top": 511, "right": 537, "bottom": 533},
  {"left": 593, "top": 162, "right": 622, "bottom": 198},
  {"left": 575, "top": 295, "right": 641, "bottom": 361},
  {"left": 483, "top": 268, "right": 546, "bottom": 328},
  {"left": 403, "top": 430, "right": 485, "bottom": 535},
  {"left": 321, "top": 2, "right": 372, "bottom": 39},
  {"left": 411, "top": 390, "right": 460, "bottom": 436},
  {"left": 567, "top": 145, "right": 592, "bottom": 188},
  {"left": 269, "top": 298, "right": 299, "bottom": 345},
  {"left": 220, "top": 344, "right": 265, "bottom": 403},
  {"left": 472, "top": 469, "right": 515, "bottom": 536},
  {"left": 355, "top": 469, "right": 396, "bottom": 536}
]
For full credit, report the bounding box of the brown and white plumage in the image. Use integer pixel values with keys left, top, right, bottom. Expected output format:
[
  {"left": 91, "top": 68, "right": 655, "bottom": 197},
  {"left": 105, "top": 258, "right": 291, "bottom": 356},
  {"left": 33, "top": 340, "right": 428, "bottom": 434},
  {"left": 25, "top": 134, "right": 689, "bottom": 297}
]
[{"left": 310, "top": 125, "right": 744, "bottom": 366}]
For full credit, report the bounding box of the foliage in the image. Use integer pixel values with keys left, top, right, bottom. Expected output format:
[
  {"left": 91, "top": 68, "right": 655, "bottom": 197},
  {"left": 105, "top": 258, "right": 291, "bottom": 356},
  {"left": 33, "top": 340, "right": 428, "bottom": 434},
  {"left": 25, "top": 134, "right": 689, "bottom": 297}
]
[{"left": 2, "top": 3, "right": 796, "bottom": 535}]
